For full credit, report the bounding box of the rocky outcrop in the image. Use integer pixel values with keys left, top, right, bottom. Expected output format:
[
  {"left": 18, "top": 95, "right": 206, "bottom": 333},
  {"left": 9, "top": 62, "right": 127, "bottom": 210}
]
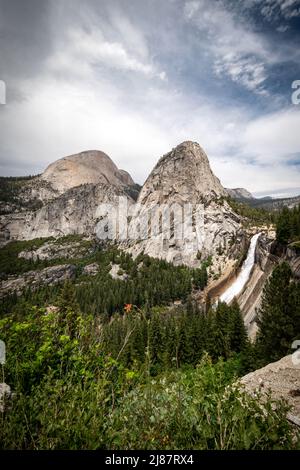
[
  {"left": 83, "top": 262, "right": 100, "bottom": 276},
  {"left": 268, "top": 240, "right": 300, "bottom": 279},
  {"left": 18, "top": 239, "right": 94, "bottom": 261},
  {"left": 109, "top": 264, "right": 129, "bottom": 281},
  {"left": 0, "top": 383, "right": 11, "bottom": 413},
  {"left": 0, "top": 177, "right": 59, "bottom": 215},
  {"left": 226, "top": 188, "right": 254, "bottom": 200},
  {"left": 118, "top": 169, "right": 135, "bottom": 187},
  {"left": 0, "top": 264, "right": 76, "bottom": 298},
  {"left": 236, "top": 235, "right": 300, "bottom": 338},
  {"left": 241, "top": 354, "right": 300, "bottom": 425},
  {"left": 126, "top": 141, "right": 243, "bottom": 267},
  {"left": 284, "top": 245, "right": 300, "bottom": 279}
]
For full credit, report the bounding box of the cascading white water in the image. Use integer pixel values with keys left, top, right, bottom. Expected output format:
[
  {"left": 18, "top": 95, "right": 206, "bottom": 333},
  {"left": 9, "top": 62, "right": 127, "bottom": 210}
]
[{"left": 219, "top": 233, "right": 261, "bottom": 304}]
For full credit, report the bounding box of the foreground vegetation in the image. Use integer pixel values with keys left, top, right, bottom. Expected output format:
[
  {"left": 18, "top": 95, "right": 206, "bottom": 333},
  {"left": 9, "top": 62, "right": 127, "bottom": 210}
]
[
  {"left": 0, "top": 286, "right": 297, "bottom": 450},
  {"left": 0, "top": 269, "right": 299, "bottom": 449},
  {"left": 1, "top": 204, "right": 300, "bottom": 450}
]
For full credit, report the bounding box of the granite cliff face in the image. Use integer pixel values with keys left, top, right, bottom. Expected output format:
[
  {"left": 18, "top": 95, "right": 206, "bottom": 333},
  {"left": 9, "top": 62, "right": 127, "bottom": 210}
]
[
  {"left": 0, "top": 142, "right": 244, "bottom": 269},
  {"left": 126, "top": 141, "right": 243, "bottom": 266},
  {"left": 0, "top": 182, "right": 134, "bottom": 244},
  {"left": 0, "top": 150, "right": 135, "bottom": 245}
]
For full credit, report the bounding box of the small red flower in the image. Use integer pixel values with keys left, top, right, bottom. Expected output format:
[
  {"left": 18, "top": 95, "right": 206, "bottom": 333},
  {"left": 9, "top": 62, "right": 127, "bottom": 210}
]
[{"left": 124, "top": 303, "right": 132, "bottom": 313}]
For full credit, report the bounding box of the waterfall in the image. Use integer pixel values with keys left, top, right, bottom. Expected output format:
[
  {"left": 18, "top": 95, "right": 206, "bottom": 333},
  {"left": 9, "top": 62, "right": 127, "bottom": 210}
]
[{"left": 219, "top": 233, "right": 261, "bottom": 305}]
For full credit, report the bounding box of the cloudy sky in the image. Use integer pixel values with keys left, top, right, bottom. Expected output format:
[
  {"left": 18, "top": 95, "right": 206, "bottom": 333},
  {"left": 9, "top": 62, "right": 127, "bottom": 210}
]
[{"left": 0, "top": 0, "right": 300, "bottom": 196}]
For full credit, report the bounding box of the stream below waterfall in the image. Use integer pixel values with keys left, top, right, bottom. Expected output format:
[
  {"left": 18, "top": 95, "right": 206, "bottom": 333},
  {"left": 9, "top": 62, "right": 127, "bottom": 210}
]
[{"left": 219, "top": 232, "right": 261, "bottom": 304}]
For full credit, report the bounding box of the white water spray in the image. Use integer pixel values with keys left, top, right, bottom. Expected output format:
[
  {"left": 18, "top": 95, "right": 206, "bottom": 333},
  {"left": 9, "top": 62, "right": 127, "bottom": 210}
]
[{"left": 219, "top": 233, "right": 261, "bottom": 304}]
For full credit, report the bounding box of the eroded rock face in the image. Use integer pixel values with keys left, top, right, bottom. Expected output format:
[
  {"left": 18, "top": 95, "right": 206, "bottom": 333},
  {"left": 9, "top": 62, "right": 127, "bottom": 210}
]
[
  {"left": 0, "top": 264, "right": 76, "bottom": 298},
  {"left": 241, "top": 354, "right": 300, "bottom": 424},
  {"left": 285, "top": 246, "right": 300, "bottom": 279},
  {"left": 0, "top": 182, "right": 133, "bottom": 244},
  {"left": 126, "top": 141, "right": 243, "bottom": 267},
  {"left": 118, "top": 169, "right": 135, "bottom": 187},
  {"left": 18, "top": 239, "right": 93, "bottom": 261},
  {"left": 239, "top": 235, "right": 300, "bottom": 339},
  {"left": 83, "top": 263, "right": 100, "bottom": 276}
]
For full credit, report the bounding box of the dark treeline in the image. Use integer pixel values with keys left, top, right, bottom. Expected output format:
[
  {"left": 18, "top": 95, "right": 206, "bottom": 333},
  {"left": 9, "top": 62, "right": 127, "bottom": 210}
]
[
  {"left": 0, "top": 236, "right": 93, "bottom": 278},
  {"left": 276, "top": 205, "right": 300, "bottom": 245},
  {"left": 76, "top": 252, "right": 207, "bottom": 316},
  {"left": 0, "top": 245, "right": 208, "bottom": 317},
  {"left": 226, "top": 197, "right": 275, "bottom": 225},
  {"left": 101, "top": 298, "right": 248, "bottom": 373},
  {"left": 0, "top": 175, "right": 41, "bottom": 213},
  {"left": 256, "top": 261, "right": 300, "bottom": 365}
]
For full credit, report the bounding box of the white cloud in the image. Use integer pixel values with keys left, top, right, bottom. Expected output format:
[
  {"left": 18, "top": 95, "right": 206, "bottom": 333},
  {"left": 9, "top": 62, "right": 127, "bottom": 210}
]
[
  {"left": 184, "top": 0, "right": 201, "bottom": 19},
  {"left": 260, "top": 0, "right": 300, "bottom": 21},
  {"left": 106, "top": 8, "right": 150, "bottom": 60},
  {"left": 211, "top": 157, "right": 300, "bottom": 194},
  {"left": 47, "top": 27, "right": 166, "bottom": 81},
  {"left": 214, "top": 55, "right": 268, "bottom": 95},
  {"left": 243, "top": 108, "right": 300, "bottom": 164},
  {"left": 183, "top": 0, "right": 271, "bottom": 94}
]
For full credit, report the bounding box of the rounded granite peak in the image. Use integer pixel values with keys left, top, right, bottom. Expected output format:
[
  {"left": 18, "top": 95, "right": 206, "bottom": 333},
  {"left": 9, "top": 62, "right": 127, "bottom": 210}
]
[
  {"left": 175, "top": 140, "right": 204, "bottom": 150},
  {"left": 144, "top": 141, "right": 226, "bottom": 200},
  {"left": 41, "top": 150, "right": 134, "bottom": 193}
]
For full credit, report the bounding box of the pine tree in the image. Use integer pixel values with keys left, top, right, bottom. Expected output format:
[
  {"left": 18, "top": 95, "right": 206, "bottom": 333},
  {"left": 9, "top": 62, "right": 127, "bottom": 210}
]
[
  {"left": 228, "top": 300, "right": 247, "bottom": 353},
  {"left": 176, "top": 319, "right": 189, "bottom": 367},
  {"left": 148, "top": 314, "right": 164, "bottom": 370},
  {"left": 287, "top": 280, "right": 300, "bottom": 345},
  {"left": 276, "top": 207, "right": 292, "bottom": 244},
  {"left": 256, "top": 262, "right": 293, "bottom": 363},
  {"left": 58, "top": 281, "right": 80, "bottom": 314},
  {"left": 164, "top": 318, "right": 177, "bottom": 368},
  {"left": 57, "top": 281, "right": 80, "bottom": 339},
  {"left": 129, "top": 316, "right": 146, "bottom": 365},
  {"left": 212, "top": 302, "right": 230, "bottom": 359}
]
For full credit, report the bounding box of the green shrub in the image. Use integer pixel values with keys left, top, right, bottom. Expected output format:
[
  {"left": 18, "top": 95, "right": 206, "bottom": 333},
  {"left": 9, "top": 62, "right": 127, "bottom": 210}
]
[{"left": 105, "top": 356, "right": 297, "bottom": 450}]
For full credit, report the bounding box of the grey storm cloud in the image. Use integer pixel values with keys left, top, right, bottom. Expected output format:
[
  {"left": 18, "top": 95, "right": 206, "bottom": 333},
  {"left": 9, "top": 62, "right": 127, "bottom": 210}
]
[{"left": 0, "top": 0, "right": 53, "bottom": 80}]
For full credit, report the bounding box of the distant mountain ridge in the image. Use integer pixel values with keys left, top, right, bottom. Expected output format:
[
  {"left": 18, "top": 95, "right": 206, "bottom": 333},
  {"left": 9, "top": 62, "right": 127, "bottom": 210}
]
[
  {"left": 247, "top": 194, "right": 300, "bottom": 210},
  {"left": 226, "top": 186, "right": 300, "bottom": 210},
  {"left": 226, "top": 188, "right": 254, "bottom": 200}
]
